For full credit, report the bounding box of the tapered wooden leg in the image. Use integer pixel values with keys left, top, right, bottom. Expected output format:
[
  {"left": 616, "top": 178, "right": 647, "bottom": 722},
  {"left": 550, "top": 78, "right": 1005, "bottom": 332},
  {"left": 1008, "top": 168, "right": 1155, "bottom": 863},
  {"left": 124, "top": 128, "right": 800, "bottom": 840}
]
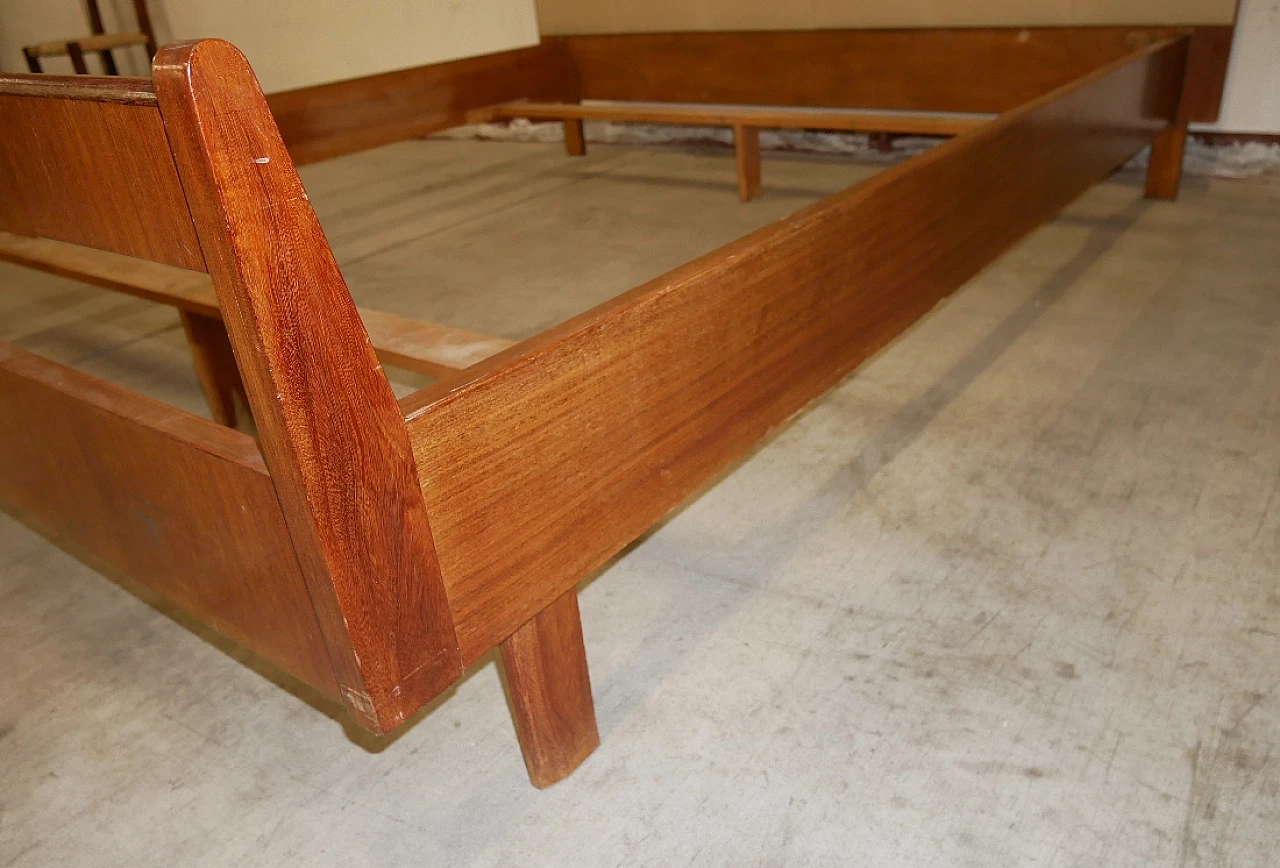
[
  {"left": 23, "top": 48, "right": 42, "bottom": 74},
  {"left": 179, "top": 310, "right": 248, "bottom": 429},
  {"left": 734, "top": 124, "right": 761, "bottom": 202},
  {"left": 500, "top": 589, "right": 599, "bottom": 788},
  {"left": 563, "top": 118, "right": 586, "bottom": 156},
  {"left": 1145, "top": 121, "right": 1188, "bottom": 200}
]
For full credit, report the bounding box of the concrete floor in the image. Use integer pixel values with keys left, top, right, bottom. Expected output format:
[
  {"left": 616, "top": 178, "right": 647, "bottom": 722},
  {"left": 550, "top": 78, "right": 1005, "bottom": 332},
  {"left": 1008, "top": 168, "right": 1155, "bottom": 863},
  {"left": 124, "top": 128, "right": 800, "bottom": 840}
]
[{"left": 2, "top": 141, "right": 1278, "bottom": 867}]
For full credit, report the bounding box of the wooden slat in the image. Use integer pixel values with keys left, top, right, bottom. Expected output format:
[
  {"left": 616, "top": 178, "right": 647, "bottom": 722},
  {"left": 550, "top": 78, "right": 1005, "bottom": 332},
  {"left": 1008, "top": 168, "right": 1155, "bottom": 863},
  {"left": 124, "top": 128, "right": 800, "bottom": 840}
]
[
  {"left": 0, "top": 230, "right": 514, "bottom": 377},
  {"left": 267, "top": 43, "right": 581, "bottom": 165},
  {"left": 156, "top": 39, "right": 462, "bottom": 733},
  {"left": 0, "top": 343, "right": 338, "bottom": 695},
  {"left": 29, "top": 32, "right": 149, "bottom": 58},
  {"left": 492, "top": 100, "right": 988, "bottom": 136},
  {"left": 554, "top": 26, "right": 1229, "bottom": 122},
  {"left": 402, "top": 38, "right": 1188, "bottom": 663},
  {"left": 0, "top": 77, "right": 204, "bottom": 271}
]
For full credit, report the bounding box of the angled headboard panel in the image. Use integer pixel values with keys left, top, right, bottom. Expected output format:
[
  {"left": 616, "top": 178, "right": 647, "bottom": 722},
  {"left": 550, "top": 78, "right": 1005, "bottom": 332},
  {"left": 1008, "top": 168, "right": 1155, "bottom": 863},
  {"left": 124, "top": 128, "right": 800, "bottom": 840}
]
[{"left": 0, "top": 76, "right": 205, "bottom": 271}]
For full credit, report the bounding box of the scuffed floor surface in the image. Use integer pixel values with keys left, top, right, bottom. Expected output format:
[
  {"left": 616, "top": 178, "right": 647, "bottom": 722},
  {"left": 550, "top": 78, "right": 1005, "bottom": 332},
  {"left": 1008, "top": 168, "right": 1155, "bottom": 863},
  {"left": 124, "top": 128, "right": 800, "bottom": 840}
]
[{"left": 2, "top": 141, "right": 1278, "bottom": 867}]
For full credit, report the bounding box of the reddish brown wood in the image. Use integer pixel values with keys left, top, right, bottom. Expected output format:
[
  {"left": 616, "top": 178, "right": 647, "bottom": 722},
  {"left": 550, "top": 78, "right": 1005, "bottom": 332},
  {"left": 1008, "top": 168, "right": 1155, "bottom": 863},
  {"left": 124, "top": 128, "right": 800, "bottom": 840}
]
[
  {"left": 734, "top": 124, "right": 761, "bottom": 202},
  {"left": 402, "top": 39, "right": 1187, "bottom": 663},
  {"left": 0, "top": 343, "right": 337, "bottom": 695},
  {"left": 500, "top": 590, "right": 599, "bottom": 788},
  {"left": 179, "top": 309, "right": 248, "bottom": 429},
  {"left": 266, "top": 44, "right": 580, "bottom": 165},
  {"left": 0, "top": 77, "right": 204, "bottom": 270},
  {"left": 563, "top": 117, "right": 586, "bottom": 156},
  {"left": 154, "top": 40, "right": 462, "bottom": 733},
  {"left": 1146, "top": 38, "right": 1193, "bottom": 200},
  {"left": 553, "top": 26, "right": 1231, "bottom": 121},
  {"left": 1182, "top": 24, "right": 1236, "bottom": 123}
]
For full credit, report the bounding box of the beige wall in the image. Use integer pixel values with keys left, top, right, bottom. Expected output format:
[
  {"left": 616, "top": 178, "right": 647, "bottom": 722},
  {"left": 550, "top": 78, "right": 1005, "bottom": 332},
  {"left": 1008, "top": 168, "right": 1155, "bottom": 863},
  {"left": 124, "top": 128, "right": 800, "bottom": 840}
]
[
  {"left": 533, "top": 0, "right": 1239, "bottom": 35},
  {"left": 0, "top": 0, "right": 1271, "bottom": 131},
  {"left": 0, "top": 0, "right": 540, "bottom": 92}
]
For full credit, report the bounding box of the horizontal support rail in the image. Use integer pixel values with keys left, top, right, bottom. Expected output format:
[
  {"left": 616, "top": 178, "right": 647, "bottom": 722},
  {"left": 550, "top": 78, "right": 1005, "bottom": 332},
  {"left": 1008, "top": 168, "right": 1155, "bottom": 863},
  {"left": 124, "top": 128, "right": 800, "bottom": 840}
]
[
  {"left": 490, "top": 100, "right": 990, "bottom": 137},
  {"left": 0, "top": 231, "right": 514, "bottom": 377}
]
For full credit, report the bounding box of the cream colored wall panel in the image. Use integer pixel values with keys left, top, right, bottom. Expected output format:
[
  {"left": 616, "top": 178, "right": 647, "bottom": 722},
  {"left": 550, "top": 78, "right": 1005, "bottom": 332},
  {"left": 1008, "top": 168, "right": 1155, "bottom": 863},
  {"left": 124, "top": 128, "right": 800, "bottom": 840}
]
[
  {"left": 534, "top": 0, "right": 1239, "bottom": 34},
  {"left": 0, "top": 0, "right": 540, "bottom": 93}
]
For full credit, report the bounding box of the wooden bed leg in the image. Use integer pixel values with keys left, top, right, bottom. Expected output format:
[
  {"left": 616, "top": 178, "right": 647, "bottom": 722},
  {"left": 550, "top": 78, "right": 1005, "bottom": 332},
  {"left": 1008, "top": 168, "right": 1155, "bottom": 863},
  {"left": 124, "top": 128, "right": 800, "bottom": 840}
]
[
  {"left": 500, "top": 589, "right": 599, "bottom": 788},
  {"left": 734, "top": 124, "right": 761, "bottom": 202},
  {"left": 178, "top": 310, "right": 247, "bottom": 429},
  {"left": 563, "top": 118, "right": 586, "bottom": 156},
  {"left": 1145, "top": 121, "right": 1188, "bottom": 200}
]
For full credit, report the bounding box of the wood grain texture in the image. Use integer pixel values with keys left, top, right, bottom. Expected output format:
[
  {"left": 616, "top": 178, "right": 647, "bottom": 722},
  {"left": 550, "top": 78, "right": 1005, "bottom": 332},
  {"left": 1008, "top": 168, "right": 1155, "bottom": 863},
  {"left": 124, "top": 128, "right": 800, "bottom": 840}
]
[
  {"left": 553, "top": 26, "right": 1230, "bottom": 121},
  {"left": 0, "top": 230, "right": 515, "bottom": 378},
  {"left": 734, "top": 124, "right": 761, "bottom": 202},
  {"left": 267, "top": 44, "right": 581, "bottom": 165},
  {"left": 0, "top": 342, "right": 337, "bottom": 695},
  {"left": 179, "top": 309, "right": 248, "bottom": 429},
  {"left": 500, "top": 590, "right": 599, "bottom": 788},
  {"left": 492, "top": 100, "right": 988, "bottom": 136},
  {"left": 0, "top": 77, "right": 204, "bottom": 270},
  {"left": 403, "top": 38, "right": 1187, "bottom": 663},
  {"left": 154, "top": 40, "right": 461, "bottom": 733}
]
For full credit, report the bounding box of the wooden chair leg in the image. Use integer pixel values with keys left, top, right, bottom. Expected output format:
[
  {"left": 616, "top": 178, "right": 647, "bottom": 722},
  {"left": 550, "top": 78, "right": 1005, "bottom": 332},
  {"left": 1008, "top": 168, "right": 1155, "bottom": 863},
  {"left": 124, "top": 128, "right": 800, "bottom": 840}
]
[
  {"left": 23, "top": 49, "right": 43, "bottom": 74},
  {"left": 67, "top": 43, "right": 90, "bottom": 75},
  {"left": 178, "top": 310, "right": 248, "bottom": 429},
  {"left": 1145, "top": 121, "right": 1188, "bottom": 200},
  {"left": 734, "top": 125, "right": 762, "bottom": 202},
  {"left": 500, "top": 589, "right": 599, "bottom": 788},
  {"left": 563, "top": 119, "right": 586, "bottom": 157}
]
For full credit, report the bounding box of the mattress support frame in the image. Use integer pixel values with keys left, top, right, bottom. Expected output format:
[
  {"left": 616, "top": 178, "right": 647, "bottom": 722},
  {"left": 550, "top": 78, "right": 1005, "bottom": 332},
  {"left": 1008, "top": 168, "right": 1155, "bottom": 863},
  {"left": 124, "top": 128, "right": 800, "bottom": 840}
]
[{"left": 0, "top": 23, "right": 1214, "bottom": 787}]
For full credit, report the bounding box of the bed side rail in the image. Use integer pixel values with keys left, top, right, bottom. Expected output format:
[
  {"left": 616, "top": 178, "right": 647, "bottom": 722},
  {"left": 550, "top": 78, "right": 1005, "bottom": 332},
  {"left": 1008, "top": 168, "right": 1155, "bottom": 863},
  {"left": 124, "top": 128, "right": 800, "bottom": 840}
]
[
  {"left": 0, "top": 75, "right": 205, "bottom": 270},
  {"left": 0, "top": 343, "right": 338, "bottom": 695},
  {"left": 553, "top": 26, "right": 1227, "bottom": 121},
  {"left": 402, "top": 37, "right": 1190, "bottom": 664},
  {"left": 267, "top": 42, "right": 581, "bottom": 165}
]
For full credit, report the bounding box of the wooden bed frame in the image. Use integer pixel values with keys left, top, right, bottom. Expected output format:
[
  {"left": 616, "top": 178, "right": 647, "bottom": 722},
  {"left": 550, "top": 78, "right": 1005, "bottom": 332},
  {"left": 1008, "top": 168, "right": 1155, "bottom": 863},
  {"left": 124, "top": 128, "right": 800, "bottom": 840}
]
[{"left": 0, "top": 24, "right": 1231, "bottom": 787}]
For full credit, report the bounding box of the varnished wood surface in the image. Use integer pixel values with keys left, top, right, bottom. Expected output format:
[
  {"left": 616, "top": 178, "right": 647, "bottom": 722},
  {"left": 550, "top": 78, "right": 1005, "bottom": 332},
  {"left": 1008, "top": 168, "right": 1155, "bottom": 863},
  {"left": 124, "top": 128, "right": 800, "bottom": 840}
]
[
  {"left": 1146, "top": 39, "right": 1193, "bottom": 200},
  {"left": 155, "top": 40, "right": 462, "bottom": 733},
  {"left": 267, "top": 44, "right": 581, "bottom": 166},
  {"left": 0, "top": 80, "right": 204, "bottom": 270},
  {"left": 0, "top": 342, "right": 337, "bottom": 695},
  {"left": 492, "top": 100, "right": 988, "bottom": 136},
  {"left": 0, "top": 73, "right": 156, "bottom": 105},
  {"left": 179, "top": 309, "right": 248, "bottom": 429},
  {"left": 402, "top": 38, "right": 1187, "bottom": 664},
  {"left": 0, "top": 230, "right": 515, "bottom": 378},
  {"left": 500, "top": 590, "right": 599, "bottom": 788},
  {"left": 553, "top": 26, "right": 1229, "bottom": 121},
  {"left": 733, "top": 125, "right": 761, "bottom": 202},
  {"left": 562, "top": 118, "right": 586, "bottom": 156}
]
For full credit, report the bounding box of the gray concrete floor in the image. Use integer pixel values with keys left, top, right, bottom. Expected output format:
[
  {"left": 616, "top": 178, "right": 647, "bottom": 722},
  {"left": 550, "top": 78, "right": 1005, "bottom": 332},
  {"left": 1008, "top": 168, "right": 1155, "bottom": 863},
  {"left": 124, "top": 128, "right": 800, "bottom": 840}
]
[{"left": 2, "top": 140, "right": 1278, "bottom": 866}]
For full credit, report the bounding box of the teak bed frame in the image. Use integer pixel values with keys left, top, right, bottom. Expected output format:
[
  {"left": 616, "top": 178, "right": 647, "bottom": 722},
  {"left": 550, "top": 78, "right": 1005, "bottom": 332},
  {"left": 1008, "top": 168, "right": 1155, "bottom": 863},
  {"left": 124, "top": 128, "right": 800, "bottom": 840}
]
[{"left": 0, "top": 24, "right": 1231, "bottom": 787}]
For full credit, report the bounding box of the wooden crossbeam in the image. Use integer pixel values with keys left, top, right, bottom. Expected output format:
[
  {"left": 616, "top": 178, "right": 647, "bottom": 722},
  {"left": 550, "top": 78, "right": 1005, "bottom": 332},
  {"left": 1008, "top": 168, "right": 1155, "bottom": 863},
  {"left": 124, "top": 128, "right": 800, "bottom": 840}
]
[
  {"left": 0, "top": 230, "right": 514, "bottom": 378},
  {"left": 488, "top": 100, "right": 988, "bottom": 201},
  {"left": 488, "top": 100, "right": 989, "bottom": 137}
]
